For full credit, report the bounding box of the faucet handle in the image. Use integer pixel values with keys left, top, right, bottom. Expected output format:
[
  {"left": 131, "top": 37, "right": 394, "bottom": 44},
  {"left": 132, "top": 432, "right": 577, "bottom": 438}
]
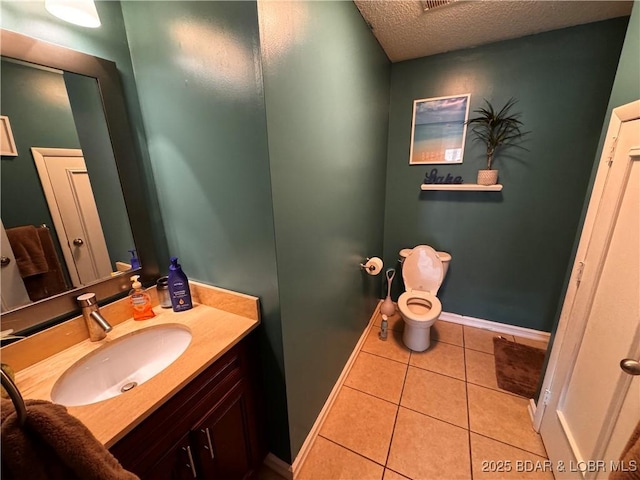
[{"left": 77, "top": 293, "right": 97, "bottom": 308}]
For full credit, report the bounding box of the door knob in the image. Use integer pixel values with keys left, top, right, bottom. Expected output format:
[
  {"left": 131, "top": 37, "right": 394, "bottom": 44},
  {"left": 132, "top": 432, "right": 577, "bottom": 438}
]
[
  {"left": 0, "top": 256, "right": 10, "bottom": 267},
  {"left": 620, "top": 358, "right": 640, "bottom": 376},
  {"left": 73, "top": 238, "right": 84, "bottom": 246}
]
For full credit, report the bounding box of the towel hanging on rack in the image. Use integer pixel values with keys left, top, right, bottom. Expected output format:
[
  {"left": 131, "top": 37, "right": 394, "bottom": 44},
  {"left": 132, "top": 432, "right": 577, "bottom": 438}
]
[
  {"left": 5, "top": 226, "right": 49, "bottom": 278},
  {"left": 1, "top": 396, "right": 138, "bottom": 480}
]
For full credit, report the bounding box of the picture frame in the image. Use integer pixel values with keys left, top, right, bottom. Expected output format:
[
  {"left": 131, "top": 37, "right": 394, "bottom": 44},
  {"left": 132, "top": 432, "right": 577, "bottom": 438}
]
[
  {"left": 409, "top": 94, "right": 470, "bottom": 165},
  {"left": 1, "top": 115, "right": 18, "bottom": 156}
]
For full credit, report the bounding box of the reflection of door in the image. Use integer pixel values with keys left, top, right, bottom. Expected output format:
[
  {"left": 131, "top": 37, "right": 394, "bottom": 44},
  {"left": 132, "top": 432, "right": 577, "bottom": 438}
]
[
  {"left": 31, "top": 147, "right": 112, "bottom": 286},
  {"left": 0, "top": 219, "right": 31, "bottom": 312},
  {"left": 538, "top": 103, "right": 639, "bottom": 478}
]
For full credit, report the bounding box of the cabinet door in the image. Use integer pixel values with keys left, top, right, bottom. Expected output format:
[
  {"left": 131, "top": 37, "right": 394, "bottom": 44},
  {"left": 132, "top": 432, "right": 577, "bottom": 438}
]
[
  {"left": 192, "top": 379, "right": 253, "bottom": 480},
  {"left": 143, "top": 433, "right": 199, "bottom": 480}
]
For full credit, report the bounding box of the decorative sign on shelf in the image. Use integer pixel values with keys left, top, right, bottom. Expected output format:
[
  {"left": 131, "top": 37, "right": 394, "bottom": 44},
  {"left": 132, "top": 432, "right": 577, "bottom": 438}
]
[{"left": 423, "top": 168, "right": 463, "bottom": 185}]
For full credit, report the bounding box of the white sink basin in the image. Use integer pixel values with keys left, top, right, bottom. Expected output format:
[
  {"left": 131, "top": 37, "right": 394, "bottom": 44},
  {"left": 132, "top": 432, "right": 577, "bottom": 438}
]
[{"left": 51, "top": 324, "right": 192, "bottom": 407}]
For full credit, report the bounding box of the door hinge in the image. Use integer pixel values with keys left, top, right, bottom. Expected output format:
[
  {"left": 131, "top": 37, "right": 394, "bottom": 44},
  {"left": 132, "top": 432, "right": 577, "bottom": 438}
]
[
  {"left": 543, "top": 388, "right": 552, "bottom": 406},
  {"left": 607, "top": 137, "right": 618, "bottom": 166},
  {"left": 576, "top": 261, "right": 585, "bottom": 286}
]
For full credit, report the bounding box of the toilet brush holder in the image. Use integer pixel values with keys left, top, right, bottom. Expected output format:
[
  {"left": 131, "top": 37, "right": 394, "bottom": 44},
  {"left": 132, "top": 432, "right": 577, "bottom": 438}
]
[{"left": 380, "top": 268, "right": 396, "bottom": 316}]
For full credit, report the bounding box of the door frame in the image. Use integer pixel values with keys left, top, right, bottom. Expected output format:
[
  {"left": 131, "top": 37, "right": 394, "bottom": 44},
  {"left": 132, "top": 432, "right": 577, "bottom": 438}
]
[
  {"left": 533, "top": 100, "right": 640, "bottom": 432},
  {"left": 31, "top": 147, "right": 85, "bottom": 287}
]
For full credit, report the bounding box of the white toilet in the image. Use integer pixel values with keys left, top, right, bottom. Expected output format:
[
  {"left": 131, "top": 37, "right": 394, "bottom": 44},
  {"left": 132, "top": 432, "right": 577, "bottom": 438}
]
[{"left": 398, "top": 245, "right": 451, "bottom": 351}]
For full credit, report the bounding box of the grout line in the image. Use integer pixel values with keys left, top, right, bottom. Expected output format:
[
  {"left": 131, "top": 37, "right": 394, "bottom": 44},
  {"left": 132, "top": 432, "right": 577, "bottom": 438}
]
[
  {"left": 382, "top": 351, "right": 411, "bottom": 469},
  {"left": 407, "top": 361, "right": 466, "bottom": 383},
  {"left": 464, "top": 343, "right": 474, "bottom": 480},
  {"left": 385, "top": 467, "right": 410, "bottom": 479},
  {"left": 467, "top": 380, "right": 539, "bottom": 402},
  {"left": 470, "top": 431, "right": 550, "bottom": 459},
  {"left": 467, "top": 353, "right": 549, "bottom": 460},
  {"left": 399, "top": 401, "right": 469, "bottom": 432},
  {"left": 405, "top": 364, "right": 466, "bottom": 386},
  {"left": 317, "top": 435, "right": 387, "bottom": 469},
  {"left": 466, "top": 378, "right": 536, "bottom": 400},
  {"left": 359, "top": 348, "right": 410, "bottom": 367},
  {"left": 342, "top": 384, "right": 400, "bottom": 408}
]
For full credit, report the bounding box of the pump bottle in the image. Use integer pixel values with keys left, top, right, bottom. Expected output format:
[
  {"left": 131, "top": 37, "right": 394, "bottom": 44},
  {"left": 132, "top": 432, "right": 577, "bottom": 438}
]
[
  {"left": 168, "top": 257, "right": 193, "bottom": 312},
  {"left": 129, "top": 275, "right": 155, "bottom": 320}
]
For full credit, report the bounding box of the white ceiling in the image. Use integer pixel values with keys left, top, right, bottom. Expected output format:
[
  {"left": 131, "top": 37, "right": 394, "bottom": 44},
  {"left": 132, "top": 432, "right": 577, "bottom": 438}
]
[{"left": 353, "top": 0, "right": 633, "bottom": 62}]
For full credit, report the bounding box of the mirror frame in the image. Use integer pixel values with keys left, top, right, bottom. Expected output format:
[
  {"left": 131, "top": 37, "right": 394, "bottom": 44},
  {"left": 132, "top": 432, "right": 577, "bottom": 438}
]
[{"left": 1, "top": 29, "right": 160, "bottom": 334}]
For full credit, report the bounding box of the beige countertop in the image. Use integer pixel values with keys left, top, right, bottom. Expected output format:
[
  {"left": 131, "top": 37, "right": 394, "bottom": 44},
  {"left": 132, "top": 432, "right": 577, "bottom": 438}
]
[{"left": 6, "top": 282, "right": 260, "bottom": 448}]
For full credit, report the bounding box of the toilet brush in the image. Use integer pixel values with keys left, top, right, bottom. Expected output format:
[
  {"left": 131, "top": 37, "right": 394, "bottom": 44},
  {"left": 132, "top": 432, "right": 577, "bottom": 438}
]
[{"left": 380, "top": 268, "right": 396, "bottom": 316}]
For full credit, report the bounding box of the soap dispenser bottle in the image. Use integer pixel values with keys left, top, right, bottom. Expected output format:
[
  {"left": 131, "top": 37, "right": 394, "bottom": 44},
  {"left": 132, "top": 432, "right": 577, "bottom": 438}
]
[
  {"left": 168, "top": 257, "right": 193, "bottom": 312},
  {"left": 129, "top": 275, "right": 155, "bottom": 320}
]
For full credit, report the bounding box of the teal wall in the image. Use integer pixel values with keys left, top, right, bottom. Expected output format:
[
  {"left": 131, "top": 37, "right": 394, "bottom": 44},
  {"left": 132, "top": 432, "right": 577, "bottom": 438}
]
[
  {"left": 383, "top": 18, "right": 628, "bottom": 333},
  {"left": 0, "top": 0, "right": 169, "bottom": 270},
  {"left": 119, "top": 0, "right": 290, "bottom": 461},
  {"left": 1, "top": 60, "right": 80, "bottom": 231},
  {"left": 597, "top": 3, "right": 640, "bottom": 149},
  {"left": 122, "top": 0, "right": 390, "bottom": 460},
  {"left": 258, "top": 1, "right": 390, "bottom": 457},
  {"left": 603, "top": 0, "right": 640, "bottom": 114}
]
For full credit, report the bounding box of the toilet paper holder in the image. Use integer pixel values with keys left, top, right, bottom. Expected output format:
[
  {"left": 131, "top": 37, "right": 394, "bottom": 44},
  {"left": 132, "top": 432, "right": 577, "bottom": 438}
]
[
  {"left": 360, "top": 258, "right": 375, "bottom": 271},
  {"left": 360, "top": 257, "right": 383, "bottom": 275}
]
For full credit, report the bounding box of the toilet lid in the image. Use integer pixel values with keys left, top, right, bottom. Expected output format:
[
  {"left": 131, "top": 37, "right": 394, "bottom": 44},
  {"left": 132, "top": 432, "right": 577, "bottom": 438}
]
[{"left": 402, "top": 245, "right": 443, "bottom": 293}]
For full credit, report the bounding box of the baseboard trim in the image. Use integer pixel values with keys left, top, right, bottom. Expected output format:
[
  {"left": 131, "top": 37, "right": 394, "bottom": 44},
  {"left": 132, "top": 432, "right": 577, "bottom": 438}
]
[
  {"left": 263, "top": 452, "right": 294, "bottom": 480},
  {"left": 528, "top": 398, "right": 537, "bottom": 426},
  {"left": 439, "top": 311, "right": 551, "bottom": 342},
  {"left": 290, "top": 301, "right": 381, "bottom": 477}
]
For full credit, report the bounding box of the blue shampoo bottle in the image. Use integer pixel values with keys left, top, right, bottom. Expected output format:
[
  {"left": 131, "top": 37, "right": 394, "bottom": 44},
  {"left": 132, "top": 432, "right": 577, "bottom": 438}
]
[{"left": 168, "top": 257, "right": 193, "bottom": 312}]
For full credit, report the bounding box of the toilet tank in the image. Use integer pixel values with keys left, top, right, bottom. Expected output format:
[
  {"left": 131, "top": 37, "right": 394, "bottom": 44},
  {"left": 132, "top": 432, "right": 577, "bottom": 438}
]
[{"left": 436, "top": 251, "right": 451, "bottom": 278}]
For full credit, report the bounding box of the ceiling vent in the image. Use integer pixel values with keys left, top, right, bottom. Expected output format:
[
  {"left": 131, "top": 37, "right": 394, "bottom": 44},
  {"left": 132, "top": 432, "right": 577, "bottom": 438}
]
[{"left": 420, "top": 0, "right": 460, "bottom": 12}]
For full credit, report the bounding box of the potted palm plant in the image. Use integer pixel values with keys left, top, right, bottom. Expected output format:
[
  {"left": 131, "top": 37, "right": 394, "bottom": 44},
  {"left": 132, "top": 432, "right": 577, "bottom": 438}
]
[{"left": 466, "top": 98, "right": 528, "bottom": 185}]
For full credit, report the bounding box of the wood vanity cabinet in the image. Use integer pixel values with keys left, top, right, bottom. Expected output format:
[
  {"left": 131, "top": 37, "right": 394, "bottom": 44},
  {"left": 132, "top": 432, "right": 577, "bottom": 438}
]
[{"left": 110, "top": 335, "right": 266, "bottom": 479}]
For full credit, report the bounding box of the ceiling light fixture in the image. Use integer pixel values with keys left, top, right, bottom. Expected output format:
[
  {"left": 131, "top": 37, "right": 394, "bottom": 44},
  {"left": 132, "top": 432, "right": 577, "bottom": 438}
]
[{"left": 45, "top": 0, "right": 101, "bottom": 28}]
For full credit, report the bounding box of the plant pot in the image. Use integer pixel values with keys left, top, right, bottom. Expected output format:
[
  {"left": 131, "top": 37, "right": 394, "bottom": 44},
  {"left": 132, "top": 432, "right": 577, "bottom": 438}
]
[{"left": 477, "top": 169, "right": 498, "bottom": 185}]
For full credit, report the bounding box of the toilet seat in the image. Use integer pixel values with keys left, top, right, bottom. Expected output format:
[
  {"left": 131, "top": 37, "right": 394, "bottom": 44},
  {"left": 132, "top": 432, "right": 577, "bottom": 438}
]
[{"left": 398, "top": 290, "right": 442, "bottom": 324}]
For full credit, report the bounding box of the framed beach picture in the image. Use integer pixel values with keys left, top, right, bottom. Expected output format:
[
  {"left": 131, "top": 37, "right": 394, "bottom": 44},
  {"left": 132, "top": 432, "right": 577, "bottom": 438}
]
[{"left": 409, "top": 94, "right": 470, "bottom": 165}]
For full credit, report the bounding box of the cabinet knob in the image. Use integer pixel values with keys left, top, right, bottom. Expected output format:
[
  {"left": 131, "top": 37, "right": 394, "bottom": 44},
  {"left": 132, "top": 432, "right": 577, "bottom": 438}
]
[
  {"left": 201, "top": 428, "right": 215, "bottom": 460},
  {"left": 0, "top": 256, "right": 10, "bottom": 267}
]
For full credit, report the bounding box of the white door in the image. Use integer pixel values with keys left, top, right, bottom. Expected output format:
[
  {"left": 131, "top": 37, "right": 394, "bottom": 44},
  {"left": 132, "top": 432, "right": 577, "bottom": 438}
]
[
  {"left": 0, "top": 219, "right": 31, "bottom": 312},
  {"left": 538, "top": 102, "right": 640, "bottom": 479},
  {"left": 31, "top": 147, "right": 112, "bottom": 287}
]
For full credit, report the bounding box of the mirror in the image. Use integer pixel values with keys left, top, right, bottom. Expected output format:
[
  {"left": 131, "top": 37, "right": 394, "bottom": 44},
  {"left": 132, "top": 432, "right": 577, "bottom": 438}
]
[
  {"left": 0, "top": 29, "right": 159, "bottom": 336},
  {"left": 1, "top": 57, "right": 136, "bottom": 309}
]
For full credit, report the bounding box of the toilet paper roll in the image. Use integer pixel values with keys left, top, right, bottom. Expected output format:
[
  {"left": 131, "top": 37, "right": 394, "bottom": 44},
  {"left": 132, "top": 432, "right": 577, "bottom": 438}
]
[{"left": 364, "top": 257, "right": 383, "bottom": 275}]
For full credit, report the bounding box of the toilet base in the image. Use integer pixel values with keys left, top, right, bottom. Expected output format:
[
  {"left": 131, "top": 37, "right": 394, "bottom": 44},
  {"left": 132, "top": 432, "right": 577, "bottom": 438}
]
[{"left": 402, "top": 322, "right": 433, "bottom": 352}]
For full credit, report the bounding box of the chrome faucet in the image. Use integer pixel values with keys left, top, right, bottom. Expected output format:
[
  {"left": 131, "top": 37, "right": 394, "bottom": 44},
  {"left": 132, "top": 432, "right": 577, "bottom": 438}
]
[{"left": 77, "top": 293, "right": 112, "bottom": 341}]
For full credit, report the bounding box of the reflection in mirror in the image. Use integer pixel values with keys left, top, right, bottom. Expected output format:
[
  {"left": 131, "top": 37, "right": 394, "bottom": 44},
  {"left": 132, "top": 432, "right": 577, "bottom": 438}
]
[
  {"left": 0, "top": 57, "right": 136, "bottom": 313},
  {"left": 0, "top": 29, "right": 159, "bottom": 338}
]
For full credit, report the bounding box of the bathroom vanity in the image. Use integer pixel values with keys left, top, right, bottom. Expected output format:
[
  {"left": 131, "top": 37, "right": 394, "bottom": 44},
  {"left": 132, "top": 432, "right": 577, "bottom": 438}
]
[
  {"left": 110, "top": 334, "right": 265, "bottom": 479},
  {"left": 1, "top": 282, "right": 267, "bottom": 479}
]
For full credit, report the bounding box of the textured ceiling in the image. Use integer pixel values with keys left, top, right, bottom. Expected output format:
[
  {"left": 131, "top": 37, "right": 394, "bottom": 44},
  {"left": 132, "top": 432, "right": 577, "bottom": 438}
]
[{"left": 354, "top": 0, "right": 633, "bottom": 62}]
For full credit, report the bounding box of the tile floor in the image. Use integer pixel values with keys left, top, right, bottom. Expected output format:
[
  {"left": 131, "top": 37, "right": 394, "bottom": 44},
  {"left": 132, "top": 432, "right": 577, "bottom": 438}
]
[{"left": 295, "top": 310, "right": 550, "bottom": 480}]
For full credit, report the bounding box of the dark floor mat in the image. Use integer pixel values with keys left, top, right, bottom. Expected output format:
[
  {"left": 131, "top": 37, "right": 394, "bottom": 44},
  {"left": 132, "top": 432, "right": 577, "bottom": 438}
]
[{"left": 493, "top": 337, "right": 546, "bottom": 398}]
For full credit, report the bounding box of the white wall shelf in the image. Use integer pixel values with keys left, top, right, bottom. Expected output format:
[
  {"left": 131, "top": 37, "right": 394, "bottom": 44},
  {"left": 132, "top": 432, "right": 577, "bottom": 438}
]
[{"left": 420, "top": 184, "right": 503, "bottom": 192}]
